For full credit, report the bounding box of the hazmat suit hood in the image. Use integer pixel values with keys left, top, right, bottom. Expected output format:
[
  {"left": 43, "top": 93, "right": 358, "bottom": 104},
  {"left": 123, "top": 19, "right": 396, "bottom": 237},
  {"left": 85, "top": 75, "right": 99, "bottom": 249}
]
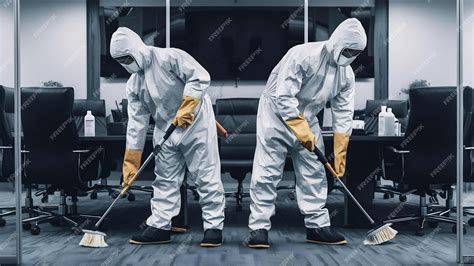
[
  {"left": 325, "top": 18, "right": 367, "bottom": 67},
  {"left": 110, "top": 27, "right": 152, "bottom": 72}
]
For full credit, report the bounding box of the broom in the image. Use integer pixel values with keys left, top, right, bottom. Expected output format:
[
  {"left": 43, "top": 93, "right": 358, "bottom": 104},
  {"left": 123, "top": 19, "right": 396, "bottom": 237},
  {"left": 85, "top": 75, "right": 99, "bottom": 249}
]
[
  {"left": 79, "top": 123, "right": 177, "bottom": 248},
  {"left": 313, "top": 146, "right": 398, "bottom": 245}
]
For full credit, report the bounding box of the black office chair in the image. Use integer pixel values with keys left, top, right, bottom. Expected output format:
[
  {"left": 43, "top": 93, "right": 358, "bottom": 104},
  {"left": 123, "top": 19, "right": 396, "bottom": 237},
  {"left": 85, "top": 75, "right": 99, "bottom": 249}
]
[
  {"left": 216, "top": 98, "right": 258, "bottom": 210},
  {"left": 73, "top": 99, "right": 116, "bottom": 199},
  {"left": 383, "top": 86, "right": 472, "bottom": 236},
  {"left": 0, "top": 86, "right": 16, "bottom": 225},
  {"left": 363, "top": 99, "right": 409, "bottom": 134},
  {"left": 20, "top": 87, "right": 102, "bottom": 235},
  {"left": 362, "top": 100, "right": 411, "bottom": 200}
]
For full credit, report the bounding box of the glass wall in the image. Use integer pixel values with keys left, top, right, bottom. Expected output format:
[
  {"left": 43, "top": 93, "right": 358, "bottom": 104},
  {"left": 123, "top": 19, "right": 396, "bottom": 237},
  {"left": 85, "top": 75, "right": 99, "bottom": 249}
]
[
  {"left": 461, "top": 0, "right": 474, "bottom": 262},
  {"left": 0, "top": 0, "right": 21, "bottom": 264}
]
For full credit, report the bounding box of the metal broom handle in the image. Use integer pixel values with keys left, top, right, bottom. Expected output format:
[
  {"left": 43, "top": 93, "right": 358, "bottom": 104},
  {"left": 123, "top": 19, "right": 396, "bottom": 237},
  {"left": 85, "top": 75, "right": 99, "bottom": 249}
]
[
  {"left": 93, "top": 123, "right": 177, "bottom": 229},
  {"left": 313, "top": 147, "right": 375, "bottom": 225}
]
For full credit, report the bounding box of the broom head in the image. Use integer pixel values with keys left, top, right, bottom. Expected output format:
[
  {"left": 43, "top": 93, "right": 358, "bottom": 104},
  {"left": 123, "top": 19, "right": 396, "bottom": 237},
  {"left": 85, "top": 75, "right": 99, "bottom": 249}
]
[
  {"left": 79, "top": 229, "right": 108, "bottom": 248},
  {"left": 363, "top": 223, "right": 397, "bottom": 245}
]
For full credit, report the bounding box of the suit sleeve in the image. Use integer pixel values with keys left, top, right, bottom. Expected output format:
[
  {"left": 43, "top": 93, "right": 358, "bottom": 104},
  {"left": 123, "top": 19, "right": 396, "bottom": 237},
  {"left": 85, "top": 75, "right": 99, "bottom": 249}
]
[
  {"left": 331, "top": 67, "right": 355, "bottom": 135},
  {"left": 272, "top": 57, "right": 309, "bottom": 121},
  {"left": 168, "top": 49, "right": 211, "bottom": 99},
  {"left": 126, "top": 75, "right": 151, "bottom": 150}
]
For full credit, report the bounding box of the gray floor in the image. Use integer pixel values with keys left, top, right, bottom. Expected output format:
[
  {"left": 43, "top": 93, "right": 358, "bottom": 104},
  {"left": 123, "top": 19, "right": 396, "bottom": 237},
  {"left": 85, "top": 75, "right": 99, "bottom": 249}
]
[{"left": 0, "top": 174, "right": 473, "bottom": 265}]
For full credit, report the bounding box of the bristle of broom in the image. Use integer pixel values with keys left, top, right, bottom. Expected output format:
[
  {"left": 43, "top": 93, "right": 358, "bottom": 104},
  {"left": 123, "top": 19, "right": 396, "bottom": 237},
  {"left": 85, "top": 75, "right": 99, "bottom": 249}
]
[
  {"left": 363, "top": 223, "right": 398, "bottom": 246},
  {"left": 79, "top": 230, "right": 108, "bottom": 248}
]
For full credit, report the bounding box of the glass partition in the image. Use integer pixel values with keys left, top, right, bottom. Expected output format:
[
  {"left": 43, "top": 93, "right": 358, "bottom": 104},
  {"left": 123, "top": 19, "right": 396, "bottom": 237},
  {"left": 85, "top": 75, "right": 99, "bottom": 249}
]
[
  {"left": 0, "top": 0, "right": 21, "bottom": 264},
  {"left": 461, "top": 0, "right": 474, "bottom": 262}
]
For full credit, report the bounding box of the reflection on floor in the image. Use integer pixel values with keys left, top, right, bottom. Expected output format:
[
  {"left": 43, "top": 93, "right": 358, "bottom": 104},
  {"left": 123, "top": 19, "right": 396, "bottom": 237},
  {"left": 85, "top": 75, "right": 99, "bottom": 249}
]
[{"left": 0, "top": 179, "right": 472, "bottom": 266}]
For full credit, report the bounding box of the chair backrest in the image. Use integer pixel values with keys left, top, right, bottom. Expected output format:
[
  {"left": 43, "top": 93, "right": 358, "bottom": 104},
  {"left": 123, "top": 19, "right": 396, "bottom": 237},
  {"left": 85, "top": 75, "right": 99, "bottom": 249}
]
[
  {"left": 216, "top": 98, "right": 258, "bottom": 162},
  {"left": 403, "top": 86, "right": 471, "bottom": 185},
  {"left": 73, "top": 99, "right": 107, "bottom": 136},
  {"left": 364, "top": 99, "right": 409, "bottom": 134},
  {"left": 0, "top": 86, "right": 14, "bottom": 180},
  {"left": 21, "top": 87, "right": 80, "bottom": 186}
]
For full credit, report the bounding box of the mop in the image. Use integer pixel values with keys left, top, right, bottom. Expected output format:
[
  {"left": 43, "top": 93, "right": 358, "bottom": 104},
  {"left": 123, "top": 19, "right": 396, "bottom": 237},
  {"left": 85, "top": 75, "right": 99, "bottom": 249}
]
[
  {"left": 313, "top": 146, "right": 398, "bottom": 245},
  {"left": 79, "top": 123, "right": 177, "bottom": 248}
]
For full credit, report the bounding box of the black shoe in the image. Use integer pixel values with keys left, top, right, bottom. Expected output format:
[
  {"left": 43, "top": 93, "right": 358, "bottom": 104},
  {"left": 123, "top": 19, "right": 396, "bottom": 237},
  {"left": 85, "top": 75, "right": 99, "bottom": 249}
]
[
  {"left": 247, "top": 229, "right": 270, "bottom": 249},
  {"left": 129, "top": 226, "right": 171, "bottom": 245},
  {"left": 306, "top": 227, "right": 347, "bottom": 245},
  {"left": 200, "top": 229, "right": 223, "bottom": 247}
]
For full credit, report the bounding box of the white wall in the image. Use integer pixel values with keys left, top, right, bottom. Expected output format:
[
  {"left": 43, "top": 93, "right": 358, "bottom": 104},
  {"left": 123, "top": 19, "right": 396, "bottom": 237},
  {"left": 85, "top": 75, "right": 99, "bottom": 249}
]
[
  {"left": 0, "top": 0, "right": 87, "bottom": 99},
  {"left": 389, "top": 0, "right": 474, "bottom": 100}
]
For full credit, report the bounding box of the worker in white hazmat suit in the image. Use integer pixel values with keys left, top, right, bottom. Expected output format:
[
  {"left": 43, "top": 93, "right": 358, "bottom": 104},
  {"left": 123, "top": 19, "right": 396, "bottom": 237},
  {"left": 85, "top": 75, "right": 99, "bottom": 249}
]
[
  {"left": 110, "top": 27, "right": 226, "bottom": 247},
  {"left": 247, "top": 18, "right": 367, "bottom": 248}
]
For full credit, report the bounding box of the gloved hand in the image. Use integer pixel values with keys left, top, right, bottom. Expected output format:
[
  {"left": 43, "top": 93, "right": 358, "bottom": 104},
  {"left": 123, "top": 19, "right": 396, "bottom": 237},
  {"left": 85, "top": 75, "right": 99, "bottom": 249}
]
[
  {"left": 122, "top": 149, "right": 143, "bottom": 187},
  {"left": 333, "top": 132, "right": 350, "bottom": 177},
  {"left": 285, "top": 114, "right": 316, "bottom": 151},
  {"left": 173, "top": 96, "right": 200, "bottom": 128}
]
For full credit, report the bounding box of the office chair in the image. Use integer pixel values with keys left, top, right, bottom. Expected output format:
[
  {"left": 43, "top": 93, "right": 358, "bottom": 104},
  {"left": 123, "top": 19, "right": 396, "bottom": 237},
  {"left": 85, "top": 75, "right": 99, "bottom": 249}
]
[
  {"left": 73, "top": 99, "right": 117, "bottom": 200},
  {"left": 216, "top": 98, "right": 257, "bottom": 210},
  {"left": 383, "top": 86, "right": 472, "bottom": 236},
  {"left": 20, "top": 87, "right": 102, "bottom": 235},
  {"left": 361, "top": 99, "right": 411, "bottom": 201}
]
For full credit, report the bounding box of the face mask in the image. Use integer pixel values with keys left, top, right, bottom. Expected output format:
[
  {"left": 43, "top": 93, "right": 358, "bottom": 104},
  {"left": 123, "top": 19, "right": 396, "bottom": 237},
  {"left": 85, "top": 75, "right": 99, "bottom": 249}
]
[
  {"left": 121, "top": 60, "right": 140, "bottom": 74},
  {"left": 336, "top": 55, "right": 355, "bottom": 67},
  {"left": 336, "top": 48, "right": 362, "bottom": 67}
]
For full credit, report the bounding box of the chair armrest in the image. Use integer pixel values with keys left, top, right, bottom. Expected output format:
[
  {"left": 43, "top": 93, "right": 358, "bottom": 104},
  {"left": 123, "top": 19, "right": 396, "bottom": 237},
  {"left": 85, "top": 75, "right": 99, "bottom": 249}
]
[
  {"left": 73, "top": 149, "right": 91, "bottom": 153},
  {"left": 386, "top": 146, "right": 410, "bottom": 154},
  {"left": 465, "top": 146, "right": 474, "bottom": 150}
]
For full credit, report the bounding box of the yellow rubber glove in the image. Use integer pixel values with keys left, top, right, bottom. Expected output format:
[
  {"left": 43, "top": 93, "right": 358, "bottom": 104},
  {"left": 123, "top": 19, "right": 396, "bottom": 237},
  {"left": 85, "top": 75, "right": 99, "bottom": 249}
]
[
  {"left": 122, "top": 149, "right": 143, "bottom": 187},
  {"left": 173, "top": 96, "right": 200, "bottom": 128},
  {"left": 333, "top": 132, "right": 350, "bottom": 177},
  {"left": 285, "top": 114, "right": 316, "bottom": 152}
]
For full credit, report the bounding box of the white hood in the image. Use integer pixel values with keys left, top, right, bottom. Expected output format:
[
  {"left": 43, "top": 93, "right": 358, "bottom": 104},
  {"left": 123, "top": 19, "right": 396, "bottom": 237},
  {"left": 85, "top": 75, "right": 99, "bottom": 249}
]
[{"left": 325, "top": 18, "right": 367, "bottom": 66}]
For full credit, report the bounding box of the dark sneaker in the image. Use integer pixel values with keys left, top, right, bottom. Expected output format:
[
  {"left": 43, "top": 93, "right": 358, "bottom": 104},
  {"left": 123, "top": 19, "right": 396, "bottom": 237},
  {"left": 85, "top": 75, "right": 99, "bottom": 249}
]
[
  {"left": 200, "top": 229, "right": 223, "bottom": 247},
  {"left": 247, "top": 229, "right": 270, "bottom": 249},
  {"left": 306, "top": 227, "right": 347, "bottom": 245},
  {"left": 129, "top": 226, "right": 171, "bottom": 245}
]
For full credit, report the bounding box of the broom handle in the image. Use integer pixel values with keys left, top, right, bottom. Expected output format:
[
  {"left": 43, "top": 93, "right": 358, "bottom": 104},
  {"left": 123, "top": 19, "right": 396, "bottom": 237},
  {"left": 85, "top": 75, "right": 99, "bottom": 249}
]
[
  {"left": 313, "top": 147, "right": 375, "bottom": 225},
  {"left": 93, "top": 123, "right": 177, "bottom": 229}
]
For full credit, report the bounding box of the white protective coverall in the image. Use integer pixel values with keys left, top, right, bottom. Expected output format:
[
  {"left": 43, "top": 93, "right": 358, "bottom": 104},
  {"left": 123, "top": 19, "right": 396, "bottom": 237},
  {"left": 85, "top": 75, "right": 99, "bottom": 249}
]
[
  {"left": 110, "top": 27, "right": 225, "bottom": 231},
  {"left": 248, "top": 18, "right": 367, "bottom": 231}
]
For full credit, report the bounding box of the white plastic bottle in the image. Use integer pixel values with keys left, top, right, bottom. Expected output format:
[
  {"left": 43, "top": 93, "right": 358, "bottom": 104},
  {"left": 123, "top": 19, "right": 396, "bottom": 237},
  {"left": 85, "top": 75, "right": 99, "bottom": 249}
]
[
  {"left": 84, "top": 110, "right": 95, "bottom": 136},
  {"left": 378, "top": 106, "right": 387, "bottom": 136},
  {"left": 385, "top": 108, "right": 396, "bottom": 136}
]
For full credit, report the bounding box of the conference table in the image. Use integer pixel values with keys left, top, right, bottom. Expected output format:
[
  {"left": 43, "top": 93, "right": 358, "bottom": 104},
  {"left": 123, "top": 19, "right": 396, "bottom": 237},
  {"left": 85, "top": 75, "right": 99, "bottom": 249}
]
[{"left": 79, "top": 133, "right": 404, "bottom": 228}]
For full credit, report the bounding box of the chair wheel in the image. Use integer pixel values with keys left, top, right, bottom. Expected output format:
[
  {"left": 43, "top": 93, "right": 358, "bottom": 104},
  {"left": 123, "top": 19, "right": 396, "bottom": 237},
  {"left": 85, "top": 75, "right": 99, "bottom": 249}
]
[
  {"left": 428, "top": 221, "right": 439, "bottom": 228},
  {"left": 415, "top": 228, "right": 425, "bottom": 236},
  {"left": 30, "top": 225, "right": 41, "bottom": 235},
  {"left": 90, "top": 191, "right": 98, "bottom": 200},
  {"left": 452, "top": 225, "right": 467, "bottom": 234},
  {"left": 468, "top": 218, "right": 474, "bottom": 226},
  {"left": 127, "top": 193, "right": 135, "bottom": 201},
  {"left": 399, "top": 195, "right": 407, "bottom": 202},
  {"left": 0, "top": 218, "right": 6, "bottom": 227},
  {"left": 22, "top": 222, "right": 31, "bottom": 230}
]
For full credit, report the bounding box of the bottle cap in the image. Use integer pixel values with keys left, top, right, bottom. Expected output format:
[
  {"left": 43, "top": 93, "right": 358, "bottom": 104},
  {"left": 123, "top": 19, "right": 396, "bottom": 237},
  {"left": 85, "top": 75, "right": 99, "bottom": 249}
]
[
  {"left": 86, "top": 110, "right": 92, "bottom": 115},
  {"left": 387, "top": 108, "right": 392, "bottom": 112}
]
